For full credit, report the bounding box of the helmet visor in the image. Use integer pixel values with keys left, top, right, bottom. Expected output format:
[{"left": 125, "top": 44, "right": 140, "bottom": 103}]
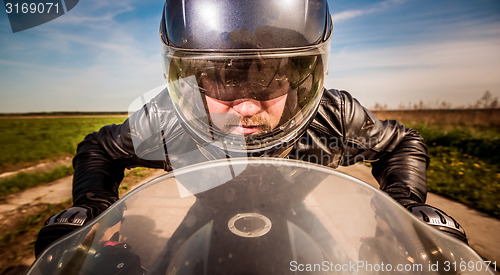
[{"left": 162, "top": 45, "right": 329, "bottom": 152}]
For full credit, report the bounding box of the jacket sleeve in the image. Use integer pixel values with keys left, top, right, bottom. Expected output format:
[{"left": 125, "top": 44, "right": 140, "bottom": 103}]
[
  {"left": 335, "top": 90, "right": 429, "bottom": 205},
  {"left": 72, "top": 118, "right": 166, "bottom": 211}
]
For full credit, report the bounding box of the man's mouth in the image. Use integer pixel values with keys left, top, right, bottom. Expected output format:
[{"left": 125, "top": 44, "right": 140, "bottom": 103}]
[{"left": 230, "top": 124, "right": 263, "bottom": 134}]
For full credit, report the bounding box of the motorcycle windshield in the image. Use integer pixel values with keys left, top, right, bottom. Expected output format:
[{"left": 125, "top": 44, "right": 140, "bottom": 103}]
[{"left": 28, "top": 158, "right": 493, "bottom": 274}]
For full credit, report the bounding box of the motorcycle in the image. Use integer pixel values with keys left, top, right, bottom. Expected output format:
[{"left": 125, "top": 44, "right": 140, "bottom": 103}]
[{"left": 27, "top": 158, "right": 495, "bottom": 274}]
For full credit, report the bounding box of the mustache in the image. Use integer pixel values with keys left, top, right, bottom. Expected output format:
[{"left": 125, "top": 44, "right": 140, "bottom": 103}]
[{"left": 211, "top": 113, "right": 272, "bottom": 132}]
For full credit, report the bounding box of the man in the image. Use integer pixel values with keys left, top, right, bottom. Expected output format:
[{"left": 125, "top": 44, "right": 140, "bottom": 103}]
[{"left": 35, "top": 0, "right": 467, "bottom": 257}]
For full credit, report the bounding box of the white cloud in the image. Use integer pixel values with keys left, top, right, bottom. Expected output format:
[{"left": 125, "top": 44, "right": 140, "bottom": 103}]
[
  {"left": 332, "top": 9, "right": 366, "bottom": 23},
  {"left": 325, "top": 34, "right": 500, "bottom": 108},
  {"left": 332, "top": 0, "right": 405, "bottom": 23}
]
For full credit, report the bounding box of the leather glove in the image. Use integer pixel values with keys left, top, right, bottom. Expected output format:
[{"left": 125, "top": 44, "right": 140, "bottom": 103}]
[
  {"left": 34, "top": 206, "right": 95, "bottom": 258},
  {"left": 406, "top": 203, "right": 468, "bottom": 244}
]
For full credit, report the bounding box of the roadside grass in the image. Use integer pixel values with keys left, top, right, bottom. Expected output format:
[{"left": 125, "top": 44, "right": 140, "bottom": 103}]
[
  {"left": 119, "top": 167, "right": 155, "bottom": 195},
  {"left": 397, "top": 119, "right": 500, "bottom": 219},
  {"left": 0, "top": 201, "right": 71, "bottom": 250},
  {"left": 0, "top": 165, "right": 74, "bottom": 200},
  {"left": 0, "top": 116, "right": 126, "bottom": 173},
  {"left": 426, "top": 147, "right": 499, "bottom": 218},
  {"left": 0, "top": 201, "right": 72, "bottom": 274}
]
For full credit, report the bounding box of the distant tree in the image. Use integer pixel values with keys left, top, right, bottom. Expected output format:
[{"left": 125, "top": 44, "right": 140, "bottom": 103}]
[
  {"left": 373, "top": 102, "right": 388, "bottom": 111},
  {"left": 412, "top": 100, "right": 424, "bottom": 110},
  {"left": 474, "top": 91, "right": 498, "bottom": 109},
  {"left": 439, "top": 100, "right": 452, "bottom": 109},
  {"left": 398, "top": 102, "right": 412, "bottom": 110}
]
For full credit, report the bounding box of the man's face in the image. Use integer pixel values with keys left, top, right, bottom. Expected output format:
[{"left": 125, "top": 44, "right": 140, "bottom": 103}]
[{"left": 202, "top": 78, "right": 289, "bottom": 135}]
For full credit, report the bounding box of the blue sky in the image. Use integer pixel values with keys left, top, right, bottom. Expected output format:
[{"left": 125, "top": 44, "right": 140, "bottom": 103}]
[{"left": 0, "top": 0, "right": 499, "bottom": 112}]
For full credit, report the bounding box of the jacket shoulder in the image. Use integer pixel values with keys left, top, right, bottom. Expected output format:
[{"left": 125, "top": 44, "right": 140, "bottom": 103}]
[{"left": 311, "top": 88, "right": 356, "bottom": 137}]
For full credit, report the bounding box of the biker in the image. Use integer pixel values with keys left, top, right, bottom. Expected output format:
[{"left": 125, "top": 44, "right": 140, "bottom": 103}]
[{"left": 34, "top": 0, "right": 467, "bottom": 257}]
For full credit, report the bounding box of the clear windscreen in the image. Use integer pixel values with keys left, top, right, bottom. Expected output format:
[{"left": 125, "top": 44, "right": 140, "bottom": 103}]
[{"left": 28, "top": 158, "right": 493, "bottom": 274}]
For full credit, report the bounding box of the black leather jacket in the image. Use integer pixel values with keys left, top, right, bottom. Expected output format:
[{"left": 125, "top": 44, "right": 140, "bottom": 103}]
[{"left": 72, "top": 88, "right": 428, "bottom": 212}]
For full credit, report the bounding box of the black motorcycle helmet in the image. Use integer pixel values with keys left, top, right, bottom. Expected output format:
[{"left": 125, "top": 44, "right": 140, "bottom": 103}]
[{"left": 160, "top": 0, "right": 332, "bottom": 156}]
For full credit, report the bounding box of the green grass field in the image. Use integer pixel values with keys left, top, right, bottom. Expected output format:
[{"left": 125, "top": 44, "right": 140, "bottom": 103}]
[
  {"left": 0, "top": 116, "right": 126, "bottom": 172},
  {"left": 409, "top": 124, "right": 499, "bottom": 218},
  {"left": 374, "top": 109, "right": 500, "bottom": 218}
]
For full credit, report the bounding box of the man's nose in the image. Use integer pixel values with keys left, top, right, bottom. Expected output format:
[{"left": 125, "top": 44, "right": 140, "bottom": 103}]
[{"left": 232, "top": 99, "right": 262, "bottom": 117}]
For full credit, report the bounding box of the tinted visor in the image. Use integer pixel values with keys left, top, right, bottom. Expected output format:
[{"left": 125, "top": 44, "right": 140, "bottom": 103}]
[
  {"left": 162, "top": 45, "right": 328, "bottom": 153},
  {"left": 168, "top": 53, "right": 321, "bottom": 102}
]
